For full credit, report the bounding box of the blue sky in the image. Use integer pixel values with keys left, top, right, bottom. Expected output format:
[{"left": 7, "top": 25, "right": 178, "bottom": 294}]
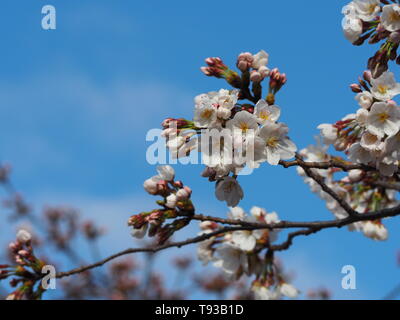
[{"left": 0, "top": 0, "right": 400, "bottom": 299}]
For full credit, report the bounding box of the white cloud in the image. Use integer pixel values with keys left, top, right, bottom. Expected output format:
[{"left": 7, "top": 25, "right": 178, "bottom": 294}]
[{"left": 0, "top": 70, "right": 193, "bottom": 174}]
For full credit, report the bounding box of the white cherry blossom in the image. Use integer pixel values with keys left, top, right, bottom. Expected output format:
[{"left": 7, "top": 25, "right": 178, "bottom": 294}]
[
  {"left": 279, "top": 283, "right": 299, "bottom": 299},
  {"left": 362, "top": 221, "right": 388, "bottom": 240},
  {"left": 254, "top": 100, "right": 281, "bottom": 125},
  {"left": 226, "top": 111, "right": 258, "bottom": 133},
  {"left": 317, "top": 124, "right": 338, "bottom": 144},
  {"left": 370, "top": 71, "right": 400, "bottom": 101},
  {"left": 215, "top": 176, "right": 244, "bottom": 207},
  {"left": 255, "top": 123, "right": 297, "bottom": 165},
  {"left": 366, "top": 101, "right": 400, "bottom": 138},
  {"left": 130, "top": 224, "right": 148, "bottom": 239},
  {"left": 143, "top": 175, "right": 161, "bottom": 195},
  {"left": 156, "top": 165, "right": 175, "bottom": 181},
  {"left": 381, "top": 4, "right": 400, "bottom": 32},
  {"left": 252, "top": 286, "right": 280, "bottom": 300},
  {"left": 342, "top": 15, "right": 363, "bottom": 43},
  {"left": 352, "top": 0, "right": 381, "bottom": 21},
  {"left": 194, "top": 103, "right": 218, "bottom": 128},
  {"left": 16, "top": 229, "right": 32, "bottom": 243},
  {"left": 355, "top": 91, "right": 374, "bottom": 109},
  {"left": 252, "top": 50, "right": 269, "bottom": 70},
  {"left": 213, "top": 244, "right": 248, "bottom": 277}
]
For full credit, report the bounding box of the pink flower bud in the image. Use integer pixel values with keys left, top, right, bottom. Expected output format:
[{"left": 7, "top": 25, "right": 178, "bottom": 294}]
[
  {"left": 17, "top": 250, "right": 30, "bottom": 258},
  {"left": 15, "top": 257, "right": 25, "bottom": 265},
  {"left": 183, "top": 186, "right": 192, "bottom": 194},
  {"left": 350, "top": 84, "right": 362, "bottom": 93},
  {"left": 157, "top": 165, "right": 175, "bottom": 181},
  {"left": 363, "top": 70, "right": 372, "bottom": 83},
  {"left": 258, "top": 66, "right": 270, "bottom": 78},
  {"left": 174, "top": 180, "right": 184, "bottom": 188},
  {"left": 250, "top": 70, "right": 262, "bottom": 83},
  {"left": 161, "top": 128, "right": 178, "bottom": 138},
  {"left": 8, "top": 242, "right": 18, "bottom": 251},
  {"left": 176, "top": 188, "right": 190, "bottom": 200},
  {"left": 200, "top": 221, "right": 219, "bottom": 230},
  {"left": 236, "top": 52, "right": 253, "bottom": 71},
  {"left": 143, "top": 177, "right": 159, "bottom": 195},
  {"left": 280, "top": 73, "right": 287, "bottom": 84},
  {"left": 390, "top": 31, "right": 400, "bottom": 44},
  {"left": 165, "top": 194, "right": 177, "bottom": 209},
  {"left": 16, "top": 229, "right": 31, "bottom": 243}
]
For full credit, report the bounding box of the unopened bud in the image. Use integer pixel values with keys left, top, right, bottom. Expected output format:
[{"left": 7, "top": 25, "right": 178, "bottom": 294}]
[
  {"left": 350, "top": 83, "right": 362, "bottom": 93},
  {"left": 363, "top": 70, "right": 372, "bottom": 83},
  {"left": 250, "top": 70, "right": 262, "bottom": 83}
]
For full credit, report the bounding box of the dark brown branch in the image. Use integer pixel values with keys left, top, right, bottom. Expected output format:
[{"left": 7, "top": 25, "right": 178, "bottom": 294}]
[
  {"left": 56, "top": 226, "right": 255, "bottom": 279},
  {"left": 279, "top": 159, "right": 376, "bottom": 172},
  {"left": 296, "top": 157, "right": 359, "bottom": 217},
  {"left": 57, "top": 200, "right": 400, "bottom": 279},
  {"left": 370, "top": 180, "right": 400, "bottom": 191}
]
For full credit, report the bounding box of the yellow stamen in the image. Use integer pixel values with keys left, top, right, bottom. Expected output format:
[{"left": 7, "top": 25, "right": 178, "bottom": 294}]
[
  {"left": 201, "top": 109, "right": 213, "bottom": 119},
  {"left": 259, "top": 111, "right": 269, "bottom": 121},
  {"left": 239, "top": 122, "right": 249, "bottom": 132},
  {"left": 390, "top": 11, "right": 400, "bottom": 23},
  {"left": 367, "top": 4, "right": 377, "bottom": 15},
  {"left": 266, "top": 137, "right": 279, "bottom": 148},
  {"left": 377, "top": 85, "right": 388, "bottom": 95},
  {"left": 378, "top": 112, "right": 389, "bottom": 123}
]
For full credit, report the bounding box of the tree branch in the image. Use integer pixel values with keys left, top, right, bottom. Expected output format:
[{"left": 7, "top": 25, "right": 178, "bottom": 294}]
[{"left": 57, "top": 200, "right": 400, "bottom": 279}]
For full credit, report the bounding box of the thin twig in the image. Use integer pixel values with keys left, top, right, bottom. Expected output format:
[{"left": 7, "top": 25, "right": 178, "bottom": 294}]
[{"left": 57, "top": 200, "right": 400, "bottom": 279}]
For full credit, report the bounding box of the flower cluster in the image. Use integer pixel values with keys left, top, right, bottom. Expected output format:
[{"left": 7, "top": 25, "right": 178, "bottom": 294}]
[
  {"left": 342, "top": 0, "right": 400, "bottom": 77},
  {"left": 197, "top": 206, "right": 299, "bottom": 300},
  {"left": 319, "top": 70, "right": 400, "bottom": 177},
  {"left": 2, "top": 230, "right": 47, "bottom": 300},
  {"left": 298, "top": 141, "right": 397, "bottom": 241},
  {"left": 130, "top": 165, "right": 194, "bottom": 244},
  {"left": 162, "top": 51, "right": 297, "bottom": 207}
]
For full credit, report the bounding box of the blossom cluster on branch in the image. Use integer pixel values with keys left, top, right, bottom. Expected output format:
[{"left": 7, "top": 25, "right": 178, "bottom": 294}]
[
  {"left": 3, "top": 1, "right": 400, "bottom": 301},
  {"left": 343, "top": 0, "right": 400, "bottom": 77},
  {"left": 162, "top": 50, "right": 296, "bottom": 207}
]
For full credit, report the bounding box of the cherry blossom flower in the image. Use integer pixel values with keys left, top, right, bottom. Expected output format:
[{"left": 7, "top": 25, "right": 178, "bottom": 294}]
[
  {"left": 252, "top": 50, "right": 269, "bottom": 70},
  {"left": 226, "top": 111, "right": 258, "bottom": 133},
  {"left": 362, "top": 221, "right": 388, "bottom": 241},
  {"left": 355, "top": 91, "right": 374, "bottom": 109},
  {"left": 366, "top": 102, "right": 400, "bottom": 138},
  {"left": 381, "top": 4, "right": 400, "bottom": 32},
  {"left": 215, "top": 177, "right": 244, "bottom": 207},
  {"left": 165, "top": 194, "right": 178, "bottom": 209},
  {"left": 228, "top": 207, "right": 246, "bottom": 220},
  {"left": 342, "top": 15, "right": 363, "bottom": 43},
  {"left": 348, "top": 142, "right": 374, "bottom": 164},
  {"left": 252, "top": 285, "right": 280, "bottom": 300},
  {"left": 157, "top": 165, "right": 175, "bottom": 181},
  {"left": 213, "top": 244, "right": 248, "bottom": 278},
  {"left": 360, "top": 132, "right": 384, "bottom": 152},
  {"left": 254, "top": 100, "right": 281, "bottom": 125},
  {"left": 231, "top": 230, "right": 261, "bottom": 251},
  {"left": 317, "top": 124, "right": 338, "bottom": 145},
  {"left": 130, "top": 224, "right": 148, "bottom": 239},
  {"left": 16, "top": 229, "right": 31, "bottom": 243},
  {"left": 194, "top": 103, "right": 218, "bottom": 128},
  {"left": 370, "top": 72, "right": 400, "bottom": 101},
  {"left": 255, "top": 123, "right": 297, "bottom": 165},
  {"left": 279, "top": 283, "right": 299, "bottom": 299},
  {"left": 352, "top": 0, "right": 381, "bottom": 22}
]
